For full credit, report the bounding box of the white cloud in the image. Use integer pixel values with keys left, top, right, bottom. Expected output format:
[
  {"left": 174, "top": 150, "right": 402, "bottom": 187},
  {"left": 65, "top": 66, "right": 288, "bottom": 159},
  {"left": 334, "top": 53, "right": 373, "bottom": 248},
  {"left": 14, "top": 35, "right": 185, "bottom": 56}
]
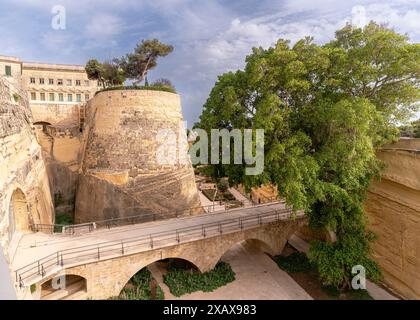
[{"left": 84, "top": 13, "right": 123, "bottom": 40}]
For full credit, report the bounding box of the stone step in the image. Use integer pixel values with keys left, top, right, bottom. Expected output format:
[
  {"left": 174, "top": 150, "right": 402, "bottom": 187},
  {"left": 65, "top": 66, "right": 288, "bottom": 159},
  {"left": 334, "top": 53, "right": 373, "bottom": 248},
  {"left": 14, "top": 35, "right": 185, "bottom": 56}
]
[
  {"left": 61, "top": 289, "right": 87, "bottom": 300},
  {"left": 130, "top": 170, "right": 194, "bottom": 195}
]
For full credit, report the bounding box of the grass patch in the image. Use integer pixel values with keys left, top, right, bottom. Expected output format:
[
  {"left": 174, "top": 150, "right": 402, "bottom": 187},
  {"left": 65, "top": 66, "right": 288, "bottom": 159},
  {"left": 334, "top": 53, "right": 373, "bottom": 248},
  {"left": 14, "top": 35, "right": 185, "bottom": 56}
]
[
  {"left": 163, "top": 261, "right": 235, "bottom": 297},
  {"left": 96, "top": 84, "right": 176, "bottom": 95},
  {"left": 113, "top": 268, "right": 164, "bottom": 300},
  {"left": 202, "top": 189, "right": 235, "bottom": 202}
]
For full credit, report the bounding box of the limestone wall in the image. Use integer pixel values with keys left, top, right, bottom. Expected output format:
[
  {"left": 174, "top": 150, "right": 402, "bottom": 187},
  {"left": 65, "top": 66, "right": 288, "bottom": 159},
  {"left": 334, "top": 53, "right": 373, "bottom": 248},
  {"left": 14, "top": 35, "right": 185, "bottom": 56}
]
[
  {"left": 31, "top": 103, "right": 80, "bottom": 126},
  {"left": 0, "top": 77, "right": 54, "bottom": 260},
  {"left": 365, "top": 138, "right": 420, "bottom": 299},
  {"left": 34, "top": 125, "right": 81, "bottom": 215},
  {"left": 75, "top": 90, "right": 201, "bottom": 222}
]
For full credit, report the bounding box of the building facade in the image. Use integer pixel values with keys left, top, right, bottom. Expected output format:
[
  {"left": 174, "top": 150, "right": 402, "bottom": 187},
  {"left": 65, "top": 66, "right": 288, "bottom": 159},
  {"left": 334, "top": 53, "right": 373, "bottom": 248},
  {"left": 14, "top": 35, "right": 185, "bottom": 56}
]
[{"left": 1, "top": 55, "right": 100, "bottom": 127}]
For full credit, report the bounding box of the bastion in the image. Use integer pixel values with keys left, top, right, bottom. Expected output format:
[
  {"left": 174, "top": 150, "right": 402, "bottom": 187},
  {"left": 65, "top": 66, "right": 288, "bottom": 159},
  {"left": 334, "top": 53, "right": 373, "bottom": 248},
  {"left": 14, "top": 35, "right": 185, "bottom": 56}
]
[{"left": 75, "top": 89, "right": 201, "bottom": 222}]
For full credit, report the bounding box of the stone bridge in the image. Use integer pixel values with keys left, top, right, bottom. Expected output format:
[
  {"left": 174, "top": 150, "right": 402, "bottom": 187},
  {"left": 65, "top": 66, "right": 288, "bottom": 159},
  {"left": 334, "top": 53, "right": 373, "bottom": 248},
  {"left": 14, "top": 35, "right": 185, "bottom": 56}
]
[{"left": 12, "top": 202, "right": 306, "bottom": 300}]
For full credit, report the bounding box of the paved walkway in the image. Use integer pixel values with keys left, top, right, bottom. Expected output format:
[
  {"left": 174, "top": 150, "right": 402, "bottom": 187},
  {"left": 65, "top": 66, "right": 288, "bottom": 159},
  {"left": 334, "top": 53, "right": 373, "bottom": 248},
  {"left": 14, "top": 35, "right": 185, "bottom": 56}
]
[
  {"left": 228, "top": 188, "right": 253, "bottom": 207},
  {"left": 149, "top": 241, "right": 312, "bottom": 300},
  {"left": 198, "top": 191, "right": 225, "bottom": 212},
  {"left": 12, "top": 202, "right": 290, "bottom": 273}
]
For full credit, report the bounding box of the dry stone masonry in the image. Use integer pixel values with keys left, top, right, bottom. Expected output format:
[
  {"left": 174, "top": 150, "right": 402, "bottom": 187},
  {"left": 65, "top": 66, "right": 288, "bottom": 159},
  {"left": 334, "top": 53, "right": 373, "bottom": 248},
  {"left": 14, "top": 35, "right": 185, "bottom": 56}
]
[{"left": 75, "top": 90, "right": 201, "bottom": 222}]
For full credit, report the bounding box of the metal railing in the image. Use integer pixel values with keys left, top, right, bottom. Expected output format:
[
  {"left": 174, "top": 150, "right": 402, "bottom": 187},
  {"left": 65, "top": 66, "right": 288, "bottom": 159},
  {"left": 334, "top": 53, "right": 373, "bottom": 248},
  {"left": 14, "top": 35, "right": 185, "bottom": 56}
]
[
  {"left": 29, "top": 199, "right": 270, "bottom": 235},
  {"left": 16, "top": 206, "right": 302, "bottom": 287}
]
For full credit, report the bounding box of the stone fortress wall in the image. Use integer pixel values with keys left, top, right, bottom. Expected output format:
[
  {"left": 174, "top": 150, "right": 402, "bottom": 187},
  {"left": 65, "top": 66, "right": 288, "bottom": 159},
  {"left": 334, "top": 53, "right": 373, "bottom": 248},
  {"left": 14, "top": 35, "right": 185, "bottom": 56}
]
[
  {"left": 0, "top": 77, "right": 54, "bottom": 261},
  {"left": 75, "top": 90, "right": 201, "bottom": 222}
]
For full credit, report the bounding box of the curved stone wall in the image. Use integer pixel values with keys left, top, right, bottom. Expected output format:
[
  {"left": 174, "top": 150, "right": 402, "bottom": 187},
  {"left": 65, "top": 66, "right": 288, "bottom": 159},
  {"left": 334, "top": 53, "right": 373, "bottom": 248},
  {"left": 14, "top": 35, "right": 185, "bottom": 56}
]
[{"left": 75, "top": 90, "right": 201, "bottom": 222}]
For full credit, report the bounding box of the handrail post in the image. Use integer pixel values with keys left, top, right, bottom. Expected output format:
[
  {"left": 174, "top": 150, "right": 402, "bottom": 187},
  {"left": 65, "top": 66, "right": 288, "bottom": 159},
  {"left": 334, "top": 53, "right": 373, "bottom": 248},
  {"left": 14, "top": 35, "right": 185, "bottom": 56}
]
[
  {"left": 150, "top": 235, "right": 153, "bottom": 249},
  {"left": 97, "top": 247, "right": 100, "bottom": 260},
  {"left": 41, "top": 264, "right": 45, "bottom": 277},
  {"left": 60, "top": 253, "right": 64, "bottom": 266},
  {"left": 121, "top": 241, "right": 124, "bottom": 255},
  {"left": 218, "top": 222, "right": 222, "bottom": 234},
  {"left": 202, "top": 225, "right": 206, "bottom": 237},
  {"left": 176, "top": 230, "right": 180, "bottom": 243}
]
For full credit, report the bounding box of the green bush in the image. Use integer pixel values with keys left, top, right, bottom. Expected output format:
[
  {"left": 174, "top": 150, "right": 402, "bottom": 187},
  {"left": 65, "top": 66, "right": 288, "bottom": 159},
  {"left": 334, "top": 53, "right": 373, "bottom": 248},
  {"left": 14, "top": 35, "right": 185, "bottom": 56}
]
[
  {"left": 55, "top": 213, "right": 73, "bottom": 225},
  {"left": 163, "top": 262, "right": 235, "bottom": 297},
  {"left": 113, "top": 268, "right": 164, "bottom": 300},
  {"left": 96, "top": 84, "right": 176, "bottom": 95},
  {"left": 217, "top": 180, "right": 229, "bottom": 192},
  {"left": 274, "top": 252, "right": 313, "bottom": 273}
]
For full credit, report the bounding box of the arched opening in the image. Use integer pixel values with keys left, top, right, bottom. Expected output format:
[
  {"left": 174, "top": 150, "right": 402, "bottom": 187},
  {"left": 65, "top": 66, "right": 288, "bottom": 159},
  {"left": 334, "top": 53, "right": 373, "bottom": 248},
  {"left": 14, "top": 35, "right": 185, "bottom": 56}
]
[
  {"left": 40, "top": 274, "right": 87, "bottom": 300},
  {"left": 8, "top": 189, "right": 30, "bottom": 241},
  {"left": 117, "top": 258, "right": 199, "bottom": 300},
  {"left": 33, "top": 121, "right": 52, "bottom": 133}
]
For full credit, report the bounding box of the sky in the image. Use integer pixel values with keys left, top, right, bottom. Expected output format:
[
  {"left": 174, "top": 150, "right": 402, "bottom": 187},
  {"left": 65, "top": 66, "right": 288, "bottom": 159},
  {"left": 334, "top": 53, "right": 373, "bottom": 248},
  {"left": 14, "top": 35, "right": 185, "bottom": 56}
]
[{"left": 0, "top": 0, "right": 419, "bottom": 127}]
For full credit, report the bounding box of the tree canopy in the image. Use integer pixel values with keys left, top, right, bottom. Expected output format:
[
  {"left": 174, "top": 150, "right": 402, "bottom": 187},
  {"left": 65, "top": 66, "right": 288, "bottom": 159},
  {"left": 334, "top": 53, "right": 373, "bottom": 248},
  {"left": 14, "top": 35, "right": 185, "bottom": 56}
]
[
  {"left": 85, "top": 59, "right": 125, "bottom": 88},
  {"left": 118, "top": 39, "right": 174, "bottom": 84},
  {"left": 194, "top": 22, "right": 420, "bottom": 288}
]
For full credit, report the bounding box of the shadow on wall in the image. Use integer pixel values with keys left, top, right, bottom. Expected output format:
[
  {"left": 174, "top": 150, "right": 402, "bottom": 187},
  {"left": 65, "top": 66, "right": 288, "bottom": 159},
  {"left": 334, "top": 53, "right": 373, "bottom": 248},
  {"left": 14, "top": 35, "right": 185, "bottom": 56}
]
[{"left": 0, "top": 247, "right": 16, "bottom": 299}]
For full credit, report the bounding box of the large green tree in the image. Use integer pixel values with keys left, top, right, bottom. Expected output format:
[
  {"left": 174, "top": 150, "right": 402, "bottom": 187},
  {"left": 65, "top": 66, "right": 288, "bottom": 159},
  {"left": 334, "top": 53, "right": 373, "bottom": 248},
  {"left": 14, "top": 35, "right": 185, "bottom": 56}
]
[
  {"left": 194, "top": 22, "right": 420, "bottom": 288},
  {"left": 118, "top": 39, "right": 174, "bottom": 84},
  {"left": 85, "top": 59, "right": 125, "bottom": 88}
]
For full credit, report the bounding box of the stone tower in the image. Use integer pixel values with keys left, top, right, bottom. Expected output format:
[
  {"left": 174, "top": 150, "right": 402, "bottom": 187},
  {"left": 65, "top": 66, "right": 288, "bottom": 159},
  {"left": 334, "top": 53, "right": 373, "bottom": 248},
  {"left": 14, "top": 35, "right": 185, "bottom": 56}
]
[{"left": 75, "top": 89, "right": 201, "bottom": 223}]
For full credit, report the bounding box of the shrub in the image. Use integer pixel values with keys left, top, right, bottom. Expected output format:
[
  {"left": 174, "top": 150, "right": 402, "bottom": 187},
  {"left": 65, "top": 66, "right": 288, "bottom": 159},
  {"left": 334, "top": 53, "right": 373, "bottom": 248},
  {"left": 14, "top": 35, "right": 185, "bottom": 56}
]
[
  {"left": 163, "top": 262, "right": 235, "bottom": 297},
  {"left": 274, "top": 252, "right": 313, "bottom": 273},
  {"left": 96, "top": 83, "right": 176, "bottom": 95},
  {"left": 114, "top": 268, "right": 164, "bottom": 300}
]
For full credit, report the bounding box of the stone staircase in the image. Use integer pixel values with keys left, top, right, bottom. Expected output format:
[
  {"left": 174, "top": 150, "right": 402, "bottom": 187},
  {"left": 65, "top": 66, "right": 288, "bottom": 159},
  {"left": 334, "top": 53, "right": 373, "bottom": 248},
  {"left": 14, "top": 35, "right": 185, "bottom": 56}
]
[{"left": 128, "top": 168, "right": 195, "bottom": 196}]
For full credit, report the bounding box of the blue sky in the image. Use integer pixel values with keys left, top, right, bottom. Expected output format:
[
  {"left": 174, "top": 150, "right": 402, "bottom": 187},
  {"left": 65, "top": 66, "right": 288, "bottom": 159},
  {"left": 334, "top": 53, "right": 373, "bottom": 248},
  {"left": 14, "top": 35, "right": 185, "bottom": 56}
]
[{"left": 1, "top": 0, "right": 419, "bottom": 126}]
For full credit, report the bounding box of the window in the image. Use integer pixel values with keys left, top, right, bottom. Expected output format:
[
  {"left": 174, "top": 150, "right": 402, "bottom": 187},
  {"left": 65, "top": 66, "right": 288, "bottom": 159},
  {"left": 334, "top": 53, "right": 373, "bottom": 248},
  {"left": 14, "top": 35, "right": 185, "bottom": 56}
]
[
  {"left": 67, "top": 94, "right": 73, "bottom": 102},
  {"left": 76, "top": 94, "right": 81, "bottom": 102},
  {"left": 66, "top": 79, "right": 72, "bottom": 86},
  {"left": 40, "top": 93, "right": 45, "bottom": 101},
  {"left": 30, "top": 77, "right": 35, "bottom": 84},
  {"left": 57, "top": 79, "right": 63, "bottom": 85},
  {"left": 85, "top": 94, "right": 90, "bottom": 101},
  {"left": 39, "top": 78, "right": 45, "bottom": 84},
  {"left": 5, "top": 65, "right": 12, "bottom": 76},
  {"left": 84, "top": 80, "right": 90, "bottom": 86},
  {"left": 49, "top": 93, "right": 55, "bottom": 101},
  {"left": 76, "top": 80, "right": 81, "bottom": 86},
  {"left": 48, "top": 79, "right": 54, "bottom": 85},
  {"left": 58, "top": 93, "right": 64, "bottom": 101},
  {"left": 30, "top": 92, "right": 36, "bottom": 100}
]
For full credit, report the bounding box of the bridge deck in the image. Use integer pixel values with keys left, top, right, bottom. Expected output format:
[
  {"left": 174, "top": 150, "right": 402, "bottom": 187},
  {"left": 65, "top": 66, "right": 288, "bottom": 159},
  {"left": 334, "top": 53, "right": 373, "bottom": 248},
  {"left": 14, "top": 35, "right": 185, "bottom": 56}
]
[{"left": 12, "top": 202, "right": 303, "bottom": 286}]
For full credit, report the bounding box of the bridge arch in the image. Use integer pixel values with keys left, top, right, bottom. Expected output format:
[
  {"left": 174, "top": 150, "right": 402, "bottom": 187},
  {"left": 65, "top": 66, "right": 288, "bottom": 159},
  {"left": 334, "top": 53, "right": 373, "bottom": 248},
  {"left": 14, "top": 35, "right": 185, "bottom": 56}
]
[
  {"left": 204, "top": 235, "right": 281, "bottom": 272},
  {"left": 33, "top": 121, "right": 52, "bottom": 133},
  {"left": 8, "top": 188, "right": 31, "bottom": 241},
  {"left": 115, "top": 255, "right": 204, "bottom": 298},
  {"left": 40, "top": 274, "right": 87, "bottom": 300}
]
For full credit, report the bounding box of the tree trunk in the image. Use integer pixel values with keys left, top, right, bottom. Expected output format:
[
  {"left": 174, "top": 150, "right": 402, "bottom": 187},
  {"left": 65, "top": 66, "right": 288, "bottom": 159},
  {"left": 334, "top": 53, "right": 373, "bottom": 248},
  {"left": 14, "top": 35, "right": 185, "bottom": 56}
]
[{"left": 139, "top": 55, "right": 153, "bottom": 84}]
